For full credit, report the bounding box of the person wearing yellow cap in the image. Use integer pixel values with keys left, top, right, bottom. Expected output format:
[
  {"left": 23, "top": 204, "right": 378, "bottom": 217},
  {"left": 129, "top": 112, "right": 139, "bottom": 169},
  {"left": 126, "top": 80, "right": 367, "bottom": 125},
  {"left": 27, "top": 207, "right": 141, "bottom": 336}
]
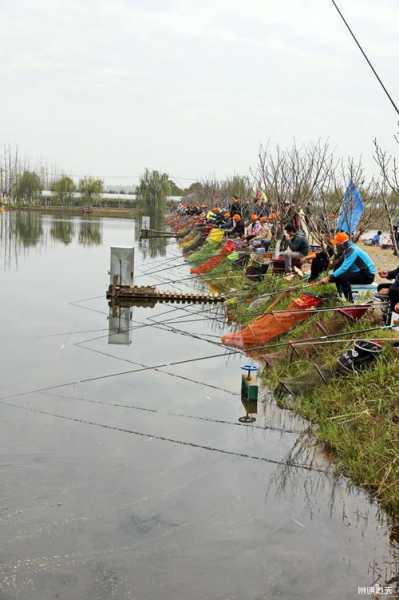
[{"left": 321, "top": 232, "right": 376, "bottom": 302}]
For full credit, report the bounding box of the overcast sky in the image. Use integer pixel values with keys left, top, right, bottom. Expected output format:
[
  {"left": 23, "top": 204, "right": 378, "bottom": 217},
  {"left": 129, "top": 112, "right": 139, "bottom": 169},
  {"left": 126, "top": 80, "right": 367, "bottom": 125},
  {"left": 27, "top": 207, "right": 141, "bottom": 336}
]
[{"left": 1, "top": 0, "right": 398, "bottom": 186}]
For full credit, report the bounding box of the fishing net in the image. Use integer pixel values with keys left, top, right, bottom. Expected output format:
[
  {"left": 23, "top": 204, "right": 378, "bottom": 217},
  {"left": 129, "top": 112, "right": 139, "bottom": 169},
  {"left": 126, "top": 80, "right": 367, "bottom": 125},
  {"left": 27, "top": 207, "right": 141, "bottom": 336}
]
[
  {"left": 221, "top": 293, "right": 322, "bottom": 349},
  {"left": 191, "top": 241, "right": 235, "bottom": 275},
  {"left": 263, "top": 305, "right": 374, "bottom": 366}
]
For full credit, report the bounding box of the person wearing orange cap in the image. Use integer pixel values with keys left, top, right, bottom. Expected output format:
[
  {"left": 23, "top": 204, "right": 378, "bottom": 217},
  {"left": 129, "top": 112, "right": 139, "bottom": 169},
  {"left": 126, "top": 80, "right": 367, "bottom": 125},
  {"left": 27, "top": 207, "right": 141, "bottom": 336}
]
[
  {"left": 228, "top": 213, "right": 245, "bottom": 237},
  {"left": 322, "top": 232, "right": 376, "bottom": 302},
  {"left": 220, "top": 211, "right": 232, "bottom": 230}
]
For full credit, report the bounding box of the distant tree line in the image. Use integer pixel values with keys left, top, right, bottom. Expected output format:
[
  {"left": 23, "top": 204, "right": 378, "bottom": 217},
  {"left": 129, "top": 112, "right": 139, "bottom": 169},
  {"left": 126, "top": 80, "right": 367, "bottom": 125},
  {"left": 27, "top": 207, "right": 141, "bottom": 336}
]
[{"left": 2, "top": 139, "right": 399, "bottom": 245}]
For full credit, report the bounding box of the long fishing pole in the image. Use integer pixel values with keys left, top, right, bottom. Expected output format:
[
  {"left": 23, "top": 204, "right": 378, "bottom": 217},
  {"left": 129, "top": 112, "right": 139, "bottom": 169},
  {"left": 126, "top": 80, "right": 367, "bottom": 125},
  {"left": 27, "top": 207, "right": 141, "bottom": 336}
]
[
  {"left": 135, "top": 253, "right": 185, "bottom": 275},
  {"left": 142, "top": 314, "right": 226, "bottom": 348},
  {"left": 231, "top": 301, "right": 385, "bottom": 318},
  {"left": 1, "top": 323, "right": 393, "bottom": 406},
  {"left": 135, "top": 262, "right": 189, "bottom": 278},
  {"left": 331, "top": 0, "right": 399, "bottom": 117}
]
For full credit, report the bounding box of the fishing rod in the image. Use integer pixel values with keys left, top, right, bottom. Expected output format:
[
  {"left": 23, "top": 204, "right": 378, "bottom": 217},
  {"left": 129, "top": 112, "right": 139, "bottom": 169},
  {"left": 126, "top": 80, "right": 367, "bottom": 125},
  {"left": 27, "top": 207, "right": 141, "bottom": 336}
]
[
  {"left": 157, "top": 318, "right": 226, "bottom": 329},
  {"left": 148, "top": 308, "right": 224, "bottom": 327},
  {"left": 331, "top": 0, "right": 399, "bottom": 117},
  {"left": 148, "top": 272, "right": 194, "bottom": 294},
  {"left": 142, "top": 314, "right": 226, "bottom": 348},
  {"left": 0, "top": 349, "right": 241, "bottom": 404},
  {"left": 235, "top": 301, "right": 385, "bottom": 318},
  {"left": 135, "top": 252, "right": 184, "bottom": 274},
  {"left": 1, "top": 312, "right": 393, "bottom": 407},
  {"left": 292, "top": 336, "right": 399, "bottom": 347},
  {"left": 12, "top": 324, "right": 396, "bottom": 401},
  {"left": 135, "top": 261, "right": 189, "bottom": 278},
  {"left": 220, "top": 324, "right": 395, "bottom": 353}
]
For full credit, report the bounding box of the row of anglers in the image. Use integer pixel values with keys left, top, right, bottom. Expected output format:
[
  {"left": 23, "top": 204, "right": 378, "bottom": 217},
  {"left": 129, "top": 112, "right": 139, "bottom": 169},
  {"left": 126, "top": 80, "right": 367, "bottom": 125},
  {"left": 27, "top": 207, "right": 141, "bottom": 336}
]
[{"left": 175, "top": 202, "right": 399, "bottom": 318}]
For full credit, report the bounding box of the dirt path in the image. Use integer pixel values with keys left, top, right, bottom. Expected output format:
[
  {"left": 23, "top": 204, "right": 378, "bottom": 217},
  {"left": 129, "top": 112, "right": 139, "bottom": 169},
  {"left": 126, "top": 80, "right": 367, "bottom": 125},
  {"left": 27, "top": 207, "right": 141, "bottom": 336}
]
[{"left": 359, "top": 243, "right": 398, "bottom": 280}]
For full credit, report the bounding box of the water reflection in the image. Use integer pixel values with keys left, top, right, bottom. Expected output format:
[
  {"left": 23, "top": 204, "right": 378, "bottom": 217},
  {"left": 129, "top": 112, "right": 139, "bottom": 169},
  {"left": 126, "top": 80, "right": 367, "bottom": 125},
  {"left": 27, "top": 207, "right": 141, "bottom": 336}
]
[
  {"left": 108, "top": 305, "right": 132, "bottom": 345},
  {"left": 50, "top": 218, "right": 75, "bottom": 245},
  {"left": 0, "top": 211, "right": 48, "bottom": 269},
  {"left": 14, "top": 211, "right": 44, "bottom": 247},
  {"left": 135, "top": 209, "right": 168, "bottom": 259},
  {"left": 78, "top": 219, "right": 102, "bottom": 246},
  {"left": 0, "top": 211, "right": 104, "bottom": 269}
]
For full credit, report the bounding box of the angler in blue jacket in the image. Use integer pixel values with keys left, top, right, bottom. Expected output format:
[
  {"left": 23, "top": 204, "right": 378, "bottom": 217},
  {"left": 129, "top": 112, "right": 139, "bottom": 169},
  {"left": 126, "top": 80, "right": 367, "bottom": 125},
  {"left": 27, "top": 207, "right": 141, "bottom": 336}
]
[{"left": 322, "top": 232, "right": 376, "bottom": 302}]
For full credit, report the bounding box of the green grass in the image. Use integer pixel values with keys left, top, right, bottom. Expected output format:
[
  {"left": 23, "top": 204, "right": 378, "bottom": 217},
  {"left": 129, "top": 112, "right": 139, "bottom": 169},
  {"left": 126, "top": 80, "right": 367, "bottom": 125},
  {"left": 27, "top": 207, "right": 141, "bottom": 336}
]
[
  {"left": 181, "top": 230, "right": 399, "bottom": 518},
  {"left": 186, "top": 242, "right": 222, "bottom": 266},
  {"left": 295, "top": 347, "right": 399, "bottom": 515}
]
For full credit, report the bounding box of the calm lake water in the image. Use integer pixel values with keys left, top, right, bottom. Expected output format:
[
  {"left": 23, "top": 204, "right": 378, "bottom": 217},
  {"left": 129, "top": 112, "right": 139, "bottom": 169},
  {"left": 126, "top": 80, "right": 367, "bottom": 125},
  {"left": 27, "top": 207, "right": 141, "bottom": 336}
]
[{"left": 0, "top": 211, "right": 397, "bottom": 600}]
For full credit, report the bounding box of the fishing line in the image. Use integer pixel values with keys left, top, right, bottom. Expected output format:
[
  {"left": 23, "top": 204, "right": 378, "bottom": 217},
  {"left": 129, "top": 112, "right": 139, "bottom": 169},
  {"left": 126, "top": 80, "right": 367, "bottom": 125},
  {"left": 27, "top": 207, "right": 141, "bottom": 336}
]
[
  {"left": 37, "top": 327, "right": 110, "bottom": 339},
  {"left": 145, "top": 306, "right": 212, "bottom": 324},
  {"left": 1, "top": 323, "right": 391, "bottom": 406},
  {"left": 154, "top": 324, "right": 223, "bottom": 337},
  {"left": 0, "top": 398, "right": 327, "bottom": 473},
  {"left": 69, "top": 303, "right": 211, "bottom": 348},
  {"left": 150, "top": 272, "right": 194, "bottom": 294},
  {"left": 161, "top": 317, "right": 225, "bottom": 326},
  {"left": 148, "top": 306, "right": 218, "bottom": 324},
  {"left": 137, "top": 252, "right": 182, "bottom": 268},
  {"left": 68, "top": 294, "right": 104, "bottom": 305},
  {"left": 69, "top": 301, "right": 108, "bottom": 316},
  {"left": 42, "top": 390, "right": 303, "bottom": 435},
  {"left": 151, "top": 273, "right": 200, "bottom": 292},
  {"left": 142, "top": 315, "right": 226, "bottom": 348},
  {"left": 74, "top": 341, "right": 238, "bottom": 395},
  {"left": 77, "top": 311, "right": 226, "bottom": 352},
  {"left": 0, "top": 350, "right": 239, "bottom": 404}
]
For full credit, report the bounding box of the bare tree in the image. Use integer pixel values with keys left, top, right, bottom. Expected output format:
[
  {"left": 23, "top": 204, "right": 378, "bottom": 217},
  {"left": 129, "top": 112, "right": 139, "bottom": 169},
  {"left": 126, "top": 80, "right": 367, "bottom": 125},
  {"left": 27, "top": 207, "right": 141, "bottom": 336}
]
[
  {"left": 254, "top": 140, "right": 337, "bottom": 246},
  {"left": 373, "top": 138, "right": 399, "bottom": 254}
]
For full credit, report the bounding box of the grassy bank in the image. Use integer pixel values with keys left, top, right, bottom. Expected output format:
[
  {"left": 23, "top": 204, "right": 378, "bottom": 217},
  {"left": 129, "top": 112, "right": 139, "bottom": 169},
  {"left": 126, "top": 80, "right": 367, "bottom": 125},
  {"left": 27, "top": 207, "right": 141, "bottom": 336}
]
[{"left": 182, "top": 233, "right": 399, "bottom": 520}]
